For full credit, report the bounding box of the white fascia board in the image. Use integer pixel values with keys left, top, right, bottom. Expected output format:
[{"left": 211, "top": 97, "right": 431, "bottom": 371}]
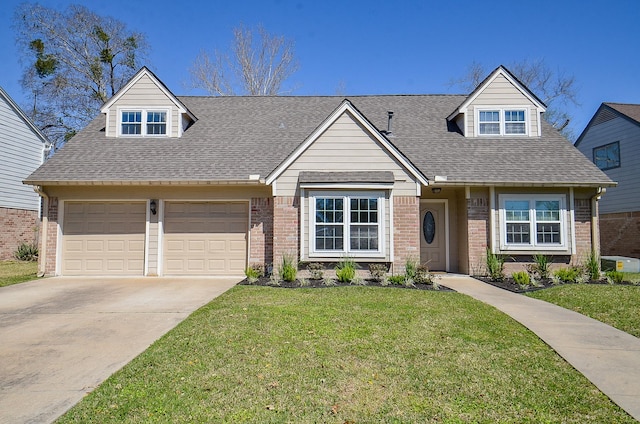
[{"left": 265, "top": 100, "right": 429, "bottom": 186}]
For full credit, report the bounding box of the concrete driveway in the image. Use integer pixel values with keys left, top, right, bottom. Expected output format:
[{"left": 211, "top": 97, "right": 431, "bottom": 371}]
[{"left": 0, "top": 276, "right": 240, "bottom": 424}]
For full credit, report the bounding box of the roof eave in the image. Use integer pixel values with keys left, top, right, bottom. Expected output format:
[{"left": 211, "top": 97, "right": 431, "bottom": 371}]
[
  {"left": 23, "top": 179, "right": 268, "bottom": 187},
  {"left": 428, "top": 180, "right": 617, "bottom": 188}
]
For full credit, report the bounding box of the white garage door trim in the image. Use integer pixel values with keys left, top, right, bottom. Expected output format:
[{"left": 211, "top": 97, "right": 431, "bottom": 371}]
[
  {"left": 161, "top": 201, "right": 249, "bottom": 276},
  {"left": 60, "top": 200, "right": 147, "bottom": 276}
]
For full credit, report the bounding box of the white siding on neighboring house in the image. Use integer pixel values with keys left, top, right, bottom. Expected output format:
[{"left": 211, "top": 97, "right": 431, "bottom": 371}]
[
  {"left": 576, "top": 116, "right": 640, "bottom": 214},
  {"left": 0, "top": 91, "right": 44, "bottom": 211}
]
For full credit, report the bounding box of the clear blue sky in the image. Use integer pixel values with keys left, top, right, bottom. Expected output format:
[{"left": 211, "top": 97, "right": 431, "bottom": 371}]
[{"left": 1, "top": 0, "right": 639, "bottom": 137}]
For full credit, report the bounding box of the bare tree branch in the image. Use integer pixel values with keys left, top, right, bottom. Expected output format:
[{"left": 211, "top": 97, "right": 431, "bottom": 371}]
[{"left": 190, "top": 24, "right": 298, "bottom": 96}]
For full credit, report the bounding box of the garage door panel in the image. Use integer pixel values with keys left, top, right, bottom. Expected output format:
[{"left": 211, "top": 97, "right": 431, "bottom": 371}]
[
  {"left": 163, "top": 202, "right": 247, "bottom": 276},
  {"left": 62, "top": 202, "right": 145, "bottom": 276}
]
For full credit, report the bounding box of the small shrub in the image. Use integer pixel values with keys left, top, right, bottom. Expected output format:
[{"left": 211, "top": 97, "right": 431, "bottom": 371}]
[
  {"left": 278, "top": 253, "right": 298, "bottom": 282},
  {"left": 368, "top": 263, "right": 387, "bottom": 282},
  {"left": 322, "top": 277, "right": 337, "bottom": 287},
  {"left": 605, "top": 270, "right": 625, "bottom": 284},
  {"left": 532, "top": 254, "right": 551, "bottom": 280},
  {"left": 244, "top": 264, "right": 264, "bottom": 283},
  {"left": 512, "top": 271, "right": 531, "bottom": 288},
  {"left": 414, "top": 264, "right": 435, "bottom": 285},
  {"left": 306, "top": 262, "right": 324, "bottom": 280},
  {"left": 583, "top": 251, "right": 601, "bottom": 281},
  {"left": 298, "top": 278, "right": 310, "bottom": 287},
  {"left": 554, "top": 267, "right": 582, "bottom": 283},
  {"left": 14, "top": 242, "right": 38, "bottom": 262},
  {"left": 387, "top": 275, "right": 406, "bottom": 285},
  {"left": 351, "top": 275, "right": 367, "bottom": 286},
  {"left": 486, "top": 249, "right": 505, "bottom": 282},
  {"left": 404, "top": 257, "right": 419, "bottom": 281},
  {"left": 335, "top": 256, "right": 357, "bottom": 283}
]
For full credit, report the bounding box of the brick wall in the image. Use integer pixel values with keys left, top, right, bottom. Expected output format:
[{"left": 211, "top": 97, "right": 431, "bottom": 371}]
[
  {"left": 467, "top": 195, "right": 489, "bottom": 275},
  {"left": 272, "top": 196, "right": 299, "bottom": 264},
  {"left": 600, "top": 211, "right": 640, "bottom": 258},
  {"left": 393, "top": 196, "right": 420, "bottom": 271},
  {"left": 573, "top": 199, "right": 593, "bottom": 262},
  {"left": 42, "top": 197, "right": 58, "bottom": 276},
  {"left": 249, "top": 197, "right": 274, "bottom": 266},
  {"left": 0, "top": 207, "right": 39, "bottom": 260}
]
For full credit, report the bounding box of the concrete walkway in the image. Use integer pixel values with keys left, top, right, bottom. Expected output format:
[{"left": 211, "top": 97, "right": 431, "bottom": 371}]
[
  {"left": 0, "top": 276, "right": 240, "bottom": 424},
  {"left": 440, "top": 275, "right": 640, "bottom": 421}
]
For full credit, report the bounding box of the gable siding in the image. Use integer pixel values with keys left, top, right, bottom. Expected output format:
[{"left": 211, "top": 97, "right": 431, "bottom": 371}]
[
  {"left": 276, "top": 111, "right": 417, "bottom": 196},
  {"left": 0, "top": 95, "right": 43, "bottom": 211},
  {"left": 576, "top": 116, "right": 640, "bottom": 213},
  {"left": 106, "top": 74, "right": 180, "bottom": 137},
  {"left": 467, "top": 74, "right": 540, "bottom": 137}
]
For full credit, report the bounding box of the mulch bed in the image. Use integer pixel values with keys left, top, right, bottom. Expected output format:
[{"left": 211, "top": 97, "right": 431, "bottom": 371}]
[
  {"left": 238, "top": 277, "right": 454, "bottom": 291},
  {"left": 473, "top": 276, "right": 637, "bottom": 293}
]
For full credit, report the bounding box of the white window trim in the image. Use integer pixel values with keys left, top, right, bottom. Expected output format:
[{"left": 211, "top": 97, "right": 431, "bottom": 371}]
[
  {"left": 309, "top": 190, "right": 385, "bottom": 258},
  {"left": 499, "top": 194, "right": 567, "bottom": 251},
  {"left": 476, "top": 106, "right": 530, "bottom": 136},
  {"left": 117, "top": 106, "right": 172, "bottom": 137}
]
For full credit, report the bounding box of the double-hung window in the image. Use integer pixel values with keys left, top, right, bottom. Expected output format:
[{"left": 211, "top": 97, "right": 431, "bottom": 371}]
[
  {"left": 311, "top": 192, "right": 384, "bottom": 257},
  {"left": 120, "top": 109, "right": 169, "bottom": 136},
  {"left": 478, "top": 108, "right": 528, "bottom": 136},
  {"left": 500, "top": 194, "right": 565, "bottom": 250}
]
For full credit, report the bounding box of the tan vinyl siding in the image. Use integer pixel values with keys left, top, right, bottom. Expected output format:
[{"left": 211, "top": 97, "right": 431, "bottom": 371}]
[
  {"left": 106, "top": 74, "right": 180, "bottom": 137},
  {"left": 466, "top": 74, "right": 540, "bottom": 137},
  {"left": 276, "top": 111, "right": 417, "bottom": 196}
]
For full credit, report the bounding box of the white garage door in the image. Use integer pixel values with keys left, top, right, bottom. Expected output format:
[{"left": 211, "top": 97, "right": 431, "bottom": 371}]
[
  {"left": 62, "top": 202, "right": 146, "bottom": 275},
  {"left": 163, "top": 202, "right": 248, "bottom": 276}
]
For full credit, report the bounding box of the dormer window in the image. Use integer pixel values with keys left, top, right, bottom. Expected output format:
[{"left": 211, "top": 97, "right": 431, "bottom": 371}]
[
  {"left": 119, "top": 108, "right": 169, "bottom": 136},
  {"left": 478, "top": 108, "right": 528, "bottom": 136}
]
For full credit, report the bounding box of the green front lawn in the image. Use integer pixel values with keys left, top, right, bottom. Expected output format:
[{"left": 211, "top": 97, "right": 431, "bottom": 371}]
[
  {"left": 58, "top": 286, "right": 633, "bottom": 423},
  {"left": 527, "top": 284, "right": 640, "bottom": 338},
  {"left": 0, "top": 260, "right": 38, "bottom": 287}
]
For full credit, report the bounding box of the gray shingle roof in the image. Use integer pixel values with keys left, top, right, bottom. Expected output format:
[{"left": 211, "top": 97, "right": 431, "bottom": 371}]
[
  {"left": 25, "top": 95, "right": 613, "bottom": 187},
  {"left": 299, "top": 171, "right": 395, "bottom": 184},
  {"left": 605, "top": 103, "right": 640, "bottom": 125}
]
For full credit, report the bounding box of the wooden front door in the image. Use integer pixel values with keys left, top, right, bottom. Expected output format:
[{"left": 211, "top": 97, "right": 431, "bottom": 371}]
[{"left": 420, "top": 201, "right": 447, "bottom": 271}]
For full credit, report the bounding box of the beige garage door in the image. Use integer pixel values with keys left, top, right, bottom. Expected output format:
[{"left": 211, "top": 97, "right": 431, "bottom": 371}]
[
  {"left": 62, "top": 202, "right": 146, "bottom": 275},
  {"left": 163, "top": 202, "right": 248, "bottom": 276}
]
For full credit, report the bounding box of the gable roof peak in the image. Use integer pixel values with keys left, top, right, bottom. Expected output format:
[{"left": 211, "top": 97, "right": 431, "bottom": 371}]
[{"left": 99, "top": 66, "right": 196, "bottom": 120}]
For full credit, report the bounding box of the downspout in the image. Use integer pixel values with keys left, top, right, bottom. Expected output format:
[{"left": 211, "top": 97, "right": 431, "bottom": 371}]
[
  {"left": 591, "top": 187, "right": 604, "bottom": 257},
  {"left": 33, "top": 186, "right": 48, "bottom": 277}
]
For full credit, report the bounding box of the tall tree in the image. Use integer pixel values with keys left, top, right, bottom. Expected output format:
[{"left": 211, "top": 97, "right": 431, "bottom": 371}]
[
  {"left": 14, "top": 3, "right": 149, "bottom": 149},
  {"left": 450, "top": 59, "right": 579, "bottom": 139},
  {"left": 190, "top": 25, "right": 298, "bottom": 96}
]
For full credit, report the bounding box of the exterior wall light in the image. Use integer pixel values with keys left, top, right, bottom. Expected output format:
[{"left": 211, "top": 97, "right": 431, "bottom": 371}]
[
  {"left": 431, "top": 187, "right": 442, "bottom": 194},
  {"left": 150, "top": 199, "right": 157, "bottom": 215}
]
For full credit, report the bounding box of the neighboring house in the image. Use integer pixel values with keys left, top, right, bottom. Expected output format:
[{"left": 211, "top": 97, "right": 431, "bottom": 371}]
[
  {"left": 25, "top": 66, "right": 613, "bottom": 277},
  {"left": 575, "top": 103, "right": 640, "bottom": 258},
  {"left": 0, "top": 86, "right": 48, "bottom": 260}
]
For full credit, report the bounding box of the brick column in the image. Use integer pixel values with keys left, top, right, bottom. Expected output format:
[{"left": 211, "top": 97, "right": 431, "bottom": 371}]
[
  {"left": 249, "top": 198, "right": 274, "bottom": 266},
  {"left": 43, "top": 197, "right": 58, "bottom": 276},
  {"left": 272, "top": 196, "right": 299, "bottom": 265},
  {"left": 573, "top": 198, "right": 593, "bottom": 262},
  {"left": 393, "top": 196, "right": 420, "bottom": 271},
  {"left": 467, "top": 195, "right": 489, "bottom": 275}
]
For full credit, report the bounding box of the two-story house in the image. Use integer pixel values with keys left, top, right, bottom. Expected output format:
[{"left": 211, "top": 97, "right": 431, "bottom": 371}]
[
  {"left": 576, "top": 103, "right": 640, "bottom": 258},
  {"left": 25, "top": 66, "right": 613, "bottom": 277},
  {"left": 0, "top": 86, "right": 48, "bottom": 260}
]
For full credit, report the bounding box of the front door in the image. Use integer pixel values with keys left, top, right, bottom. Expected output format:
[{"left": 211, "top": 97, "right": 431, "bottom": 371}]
[{"left": 420, "top": 201, "right": 447, "bottom": 271}]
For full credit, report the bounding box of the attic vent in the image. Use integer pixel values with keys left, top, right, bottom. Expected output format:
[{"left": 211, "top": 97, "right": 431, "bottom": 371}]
[{"left": 593, "top": 108, "right": 617, "bottom": 126}]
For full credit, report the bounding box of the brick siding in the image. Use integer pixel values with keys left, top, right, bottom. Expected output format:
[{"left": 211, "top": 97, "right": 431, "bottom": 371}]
[
  {"left": 393, "top": 196, "right": 420, "bottom": 271},
  {"left": 0, "top": 207, "right": 39, "bottom": 260},
  {"left": 600, "top": 211, "right": 640, "bottom": 258},
  {"left": 467, "top": 196, "right": 490, "bottom": 275},
  {"left": 249, "top": 197, "right": 274, "bottom": 266},
  {"left": 272, "top": 196, "right": 299, "bottom": 264}
]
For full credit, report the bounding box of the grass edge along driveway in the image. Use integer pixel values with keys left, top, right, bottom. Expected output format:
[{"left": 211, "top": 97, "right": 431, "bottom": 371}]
[{"left": 58, "top": 286, "right": 634, "bottom": 423}]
